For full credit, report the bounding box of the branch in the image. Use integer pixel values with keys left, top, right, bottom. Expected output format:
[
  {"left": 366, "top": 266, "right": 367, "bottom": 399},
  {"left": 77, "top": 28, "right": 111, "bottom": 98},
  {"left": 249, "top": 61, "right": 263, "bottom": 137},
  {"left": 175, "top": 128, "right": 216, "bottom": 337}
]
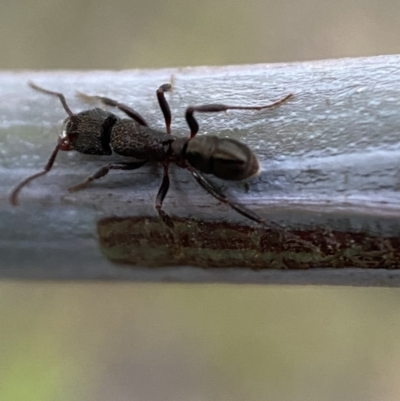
[{"left": 1, "top": 55, "right": 400, "bottom": 285}]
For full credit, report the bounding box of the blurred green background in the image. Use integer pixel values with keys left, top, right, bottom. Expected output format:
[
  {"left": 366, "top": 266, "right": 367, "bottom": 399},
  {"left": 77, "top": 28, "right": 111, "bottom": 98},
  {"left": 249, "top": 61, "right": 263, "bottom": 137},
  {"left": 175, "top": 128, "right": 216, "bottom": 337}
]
[
  {"left": 1, "top": 0, "right": 400, "bottom": 69},
  {"left": 2, "top": 0, "right": 400, "bottom": 400}
]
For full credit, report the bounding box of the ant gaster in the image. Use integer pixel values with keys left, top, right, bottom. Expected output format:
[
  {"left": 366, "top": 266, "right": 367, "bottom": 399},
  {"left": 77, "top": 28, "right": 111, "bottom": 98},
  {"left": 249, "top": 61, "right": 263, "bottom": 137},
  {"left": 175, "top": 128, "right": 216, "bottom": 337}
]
[{"left": 10, "top": 82, "right": 293, "bottom": 228}]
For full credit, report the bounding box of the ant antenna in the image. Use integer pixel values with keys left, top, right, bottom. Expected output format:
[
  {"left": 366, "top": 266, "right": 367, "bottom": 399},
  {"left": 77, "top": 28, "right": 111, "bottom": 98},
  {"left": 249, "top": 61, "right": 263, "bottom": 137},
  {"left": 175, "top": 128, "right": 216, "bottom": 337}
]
[
  {"left": 9, "top": 137, "right": 69, "bottom": 206},
  {"left": 28, "top": 82, "right": 75, "bottom": 117}
]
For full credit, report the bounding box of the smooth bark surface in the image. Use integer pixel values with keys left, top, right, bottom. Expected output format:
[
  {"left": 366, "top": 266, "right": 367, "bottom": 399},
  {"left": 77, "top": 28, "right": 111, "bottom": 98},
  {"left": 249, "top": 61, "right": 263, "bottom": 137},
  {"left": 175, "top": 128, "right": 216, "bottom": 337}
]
[{"left": 1, "top": 55, "right": 400, "bottom": 284}]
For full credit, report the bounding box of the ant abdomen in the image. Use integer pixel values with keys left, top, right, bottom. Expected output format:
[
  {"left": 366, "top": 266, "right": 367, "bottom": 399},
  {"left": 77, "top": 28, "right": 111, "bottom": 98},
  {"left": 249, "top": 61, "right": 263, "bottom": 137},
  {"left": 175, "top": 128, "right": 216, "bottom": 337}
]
[{"left": 183, "top": 135, "right": 260, "bottom": 181}]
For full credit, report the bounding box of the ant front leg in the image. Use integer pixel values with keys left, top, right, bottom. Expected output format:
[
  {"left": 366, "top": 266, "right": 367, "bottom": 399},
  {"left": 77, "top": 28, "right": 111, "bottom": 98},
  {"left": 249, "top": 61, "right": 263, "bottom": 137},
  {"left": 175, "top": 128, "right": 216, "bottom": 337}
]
[
  {"left": 76, "top": 91, "right": 149, "bottom": 126},
  {"left": 68, "top": 161, "right": 147, "bottom": 192},
  {"left": 185, "top": 93, "right": 293, "bottom": 138},
  {"left": 155, "top": 163, "right": 174, "bottom": 228}
]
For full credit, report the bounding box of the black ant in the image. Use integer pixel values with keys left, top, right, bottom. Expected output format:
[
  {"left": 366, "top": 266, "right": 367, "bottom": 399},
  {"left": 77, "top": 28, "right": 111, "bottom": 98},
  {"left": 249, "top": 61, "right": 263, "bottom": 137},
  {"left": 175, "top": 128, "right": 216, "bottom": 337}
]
[{"left": 10, "top": 82, "right": 293, "bottom": 228}]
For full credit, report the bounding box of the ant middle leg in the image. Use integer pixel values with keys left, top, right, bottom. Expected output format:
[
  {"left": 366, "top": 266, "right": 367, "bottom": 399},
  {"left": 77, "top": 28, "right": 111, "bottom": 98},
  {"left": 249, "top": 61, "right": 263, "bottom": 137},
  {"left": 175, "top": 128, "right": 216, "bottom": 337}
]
[
  {"left": 155, "top": 163, "right": 174, "bottom": 228},
  {"left": 156, "top": 83, "right": 173, "bottom": 134},
  {"left": 68, "top": 161, "right": 147, "bottom": 192},
  {"left": 185, "top": 93, "right": 293, "bottom": 138},
  {"left": 76, "top": 91, "right": 149, "bottom": 126}
]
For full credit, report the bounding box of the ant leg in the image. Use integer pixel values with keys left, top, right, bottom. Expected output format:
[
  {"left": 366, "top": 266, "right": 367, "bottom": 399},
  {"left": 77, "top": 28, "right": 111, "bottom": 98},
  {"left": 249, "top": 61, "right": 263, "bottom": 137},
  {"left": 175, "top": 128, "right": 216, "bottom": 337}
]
[
  {"left": 76, "top": 91, "right": 148, "bottom": 126},
  {"left": 68, "top": 161, "right": 147, "bottom": 192},
  {"left": 9, "top": 137, "right": 69, "bottom": 206},
  {"left": 186, "top": 163, "right": 318, "bottom": 251},
  {"left": 156, "top": 83, "right": 172, "bottom": 134},
  {"left": 186, "top": 163, "right": 264, "bottom": 224},
  {"left": 29, "top": 82, "right": 74, "bottom": 116},
  {"left": 155, "top": 164, "right": 174, "bottom": 228},
  {"left": 185, "top": 93, "right": 293, "bottom": 138}
]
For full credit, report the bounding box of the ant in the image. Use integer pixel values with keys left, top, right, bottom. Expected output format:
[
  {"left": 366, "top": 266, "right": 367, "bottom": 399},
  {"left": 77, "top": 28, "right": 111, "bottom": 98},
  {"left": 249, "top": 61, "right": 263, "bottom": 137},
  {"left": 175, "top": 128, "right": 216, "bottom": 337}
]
[{"left": 10, "top": 82, "right": 293, "bottom": 228}]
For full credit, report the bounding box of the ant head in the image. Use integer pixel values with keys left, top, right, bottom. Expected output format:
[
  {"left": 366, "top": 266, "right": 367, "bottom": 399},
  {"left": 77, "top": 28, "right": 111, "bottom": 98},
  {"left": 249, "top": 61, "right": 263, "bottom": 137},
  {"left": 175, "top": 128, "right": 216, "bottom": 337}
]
[
  {"left": 9, "top": 83, "right": 119, "bottom": 207},
  {"left": 28, "top": 82, "right": 117, "bottom": 155},
  {"left": 60, "top": 108, "right": 117, "bottom": 155}
]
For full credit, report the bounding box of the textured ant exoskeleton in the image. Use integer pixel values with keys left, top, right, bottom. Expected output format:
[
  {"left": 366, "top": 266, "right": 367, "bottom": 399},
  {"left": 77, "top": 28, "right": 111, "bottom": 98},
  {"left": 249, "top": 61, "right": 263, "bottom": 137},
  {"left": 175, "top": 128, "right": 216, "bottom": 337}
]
[{"left": 10, "top": 82, "right": 293, "bottom": 228}]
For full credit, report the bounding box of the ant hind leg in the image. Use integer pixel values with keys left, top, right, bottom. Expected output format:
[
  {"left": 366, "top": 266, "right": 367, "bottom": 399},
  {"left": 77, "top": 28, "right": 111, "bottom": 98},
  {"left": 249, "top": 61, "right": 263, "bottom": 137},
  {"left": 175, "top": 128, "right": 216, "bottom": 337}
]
[
  {"left": 184, "top": 93, "right": 293, "bottom": 138},
  {"left": 186, "top": 163, "right": 264, "bottom": 225},
  {"left": 186, "top": 163, "right": 319, "bottom": 252}
]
